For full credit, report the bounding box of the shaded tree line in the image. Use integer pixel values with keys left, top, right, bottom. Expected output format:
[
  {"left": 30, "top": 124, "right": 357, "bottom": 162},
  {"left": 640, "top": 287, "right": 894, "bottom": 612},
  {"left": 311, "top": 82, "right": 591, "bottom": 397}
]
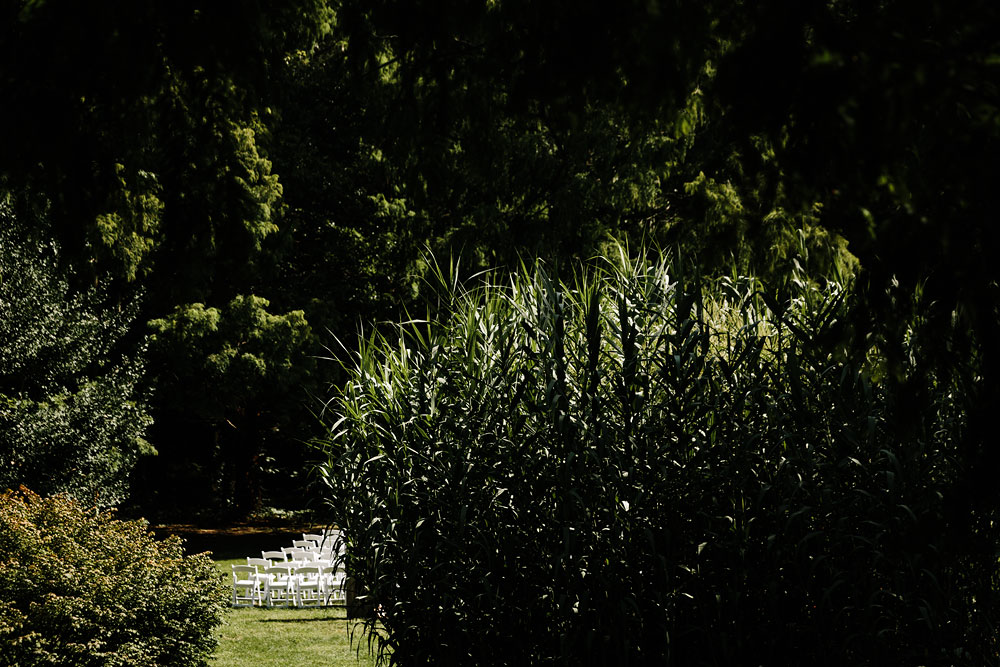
[{"left": 1, "top": 0, "right": 997, "bottom": 540}]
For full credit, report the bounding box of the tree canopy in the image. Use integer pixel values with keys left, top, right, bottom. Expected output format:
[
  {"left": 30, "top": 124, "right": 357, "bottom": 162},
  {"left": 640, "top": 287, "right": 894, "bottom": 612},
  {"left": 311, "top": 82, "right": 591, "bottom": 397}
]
[
  {"left": 0, "top": 0, "right": 997, "bottom": 525},
  {"left": 3, "top": 0, "right": 1000, "bottom": 661}
]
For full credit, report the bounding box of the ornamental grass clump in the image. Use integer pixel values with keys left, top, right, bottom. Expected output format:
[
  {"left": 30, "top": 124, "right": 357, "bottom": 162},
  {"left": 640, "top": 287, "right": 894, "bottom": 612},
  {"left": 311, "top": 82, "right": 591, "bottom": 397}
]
[
  {"left": 318, "top": 246, "right": 998, "bottom": 665},
  {"left": 0, "top": 487, "right": 228, "bottom": 667}
]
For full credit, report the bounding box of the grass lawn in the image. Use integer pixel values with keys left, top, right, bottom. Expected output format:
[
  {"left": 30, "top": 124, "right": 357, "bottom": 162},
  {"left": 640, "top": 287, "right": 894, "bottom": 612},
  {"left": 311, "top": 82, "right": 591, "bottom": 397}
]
[
  {"left": 153, "top": 523, "right": 378, "bottom": 667},
  {"left": 213, "top": 601, "right": 375, "bottom": 667}
]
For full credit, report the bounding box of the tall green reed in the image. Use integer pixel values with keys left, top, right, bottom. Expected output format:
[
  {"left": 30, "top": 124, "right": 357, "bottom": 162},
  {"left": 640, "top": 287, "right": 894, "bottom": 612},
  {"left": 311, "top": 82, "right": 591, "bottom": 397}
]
[{"left": 317, "top": 245, "right": 996, "bottom": 665}]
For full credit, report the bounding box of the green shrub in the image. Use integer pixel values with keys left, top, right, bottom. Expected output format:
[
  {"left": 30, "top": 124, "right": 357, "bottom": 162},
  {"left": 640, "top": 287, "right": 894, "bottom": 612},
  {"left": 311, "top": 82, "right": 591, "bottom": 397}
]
[
  {"left": 0, "top": 487, "right": 228, "bottom": 667},
  {"left": 0, "top": 201, "right": 152, "bottom": 507},
  {"left": 317, "top": 248, "right": 998, "bottom": 665}
]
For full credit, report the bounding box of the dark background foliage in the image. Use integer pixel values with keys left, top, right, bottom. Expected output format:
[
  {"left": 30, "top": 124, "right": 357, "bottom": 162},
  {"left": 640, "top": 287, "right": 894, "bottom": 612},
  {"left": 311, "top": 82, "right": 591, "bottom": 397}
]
[
  {"left": 1, "top": 0, "right": 998, "bottom": 660},
  {"left": 0, "top": 203, "right": 150, "bottom": 507}
]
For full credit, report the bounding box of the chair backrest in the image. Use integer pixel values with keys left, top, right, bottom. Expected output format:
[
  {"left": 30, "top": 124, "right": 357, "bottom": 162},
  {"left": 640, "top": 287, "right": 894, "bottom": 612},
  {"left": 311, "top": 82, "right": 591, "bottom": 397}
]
[
  {"left": 232, "top": 565, "right": 257, "bottom": 581},
  {"left": 293, "top": 539, "right": 317, "bottom": 550},
  {"left": 322, "top": 544, "right": 347, "bottom": 560},
  {"left": 320, "top": 539, "right": 345, "bottom": 553},
  {"left": 302, "top": 533, "right": 324, "bottom": 544},
  {"left": 262, "top": 550, "right": 287, "bottom": 562},
  {"left": 296, "top": 565, "right": 322, "bottom": 580},
  {"left": 267, "top": 563, "right": 295, "bottom": 576},
  {"left": 284, "top": 547, "right": 317, "bottom": 562},
  {"left": 247, "top": 557, "right": 270, "bottom": 571}
]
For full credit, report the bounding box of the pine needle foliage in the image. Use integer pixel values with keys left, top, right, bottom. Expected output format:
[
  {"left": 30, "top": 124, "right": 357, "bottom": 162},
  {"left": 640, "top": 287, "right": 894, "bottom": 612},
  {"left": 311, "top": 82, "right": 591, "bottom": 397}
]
[{"left": 317, "top": 245, "right": 996, "bottom": 666}]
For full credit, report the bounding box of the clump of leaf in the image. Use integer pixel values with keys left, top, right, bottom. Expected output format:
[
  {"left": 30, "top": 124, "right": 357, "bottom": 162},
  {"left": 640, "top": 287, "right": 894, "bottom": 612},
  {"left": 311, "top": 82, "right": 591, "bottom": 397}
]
[
  {"left": 145, "top": 294, "right": 315, "bottom": 519},
  {"left": 0, "top": 487, "right": 228, "bottom": 667},
  {"left": 318, "top": 245, "right": 997, "bottom": 665},
  {"left": 0, "top": 201, "right": 152, "bottom": 507}
]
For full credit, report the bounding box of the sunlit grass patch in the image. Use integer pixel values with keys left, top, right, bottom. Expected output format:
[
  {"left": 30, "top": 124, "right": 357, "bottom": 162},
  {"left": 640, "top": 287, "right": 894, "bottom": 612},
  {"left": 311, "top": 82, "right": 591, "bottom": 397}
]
[
  {"left": 212, "top": 558, "right": 375, "bottom": 666},
  {"left": 214, "top": 605, "right": 373, "bottom": 667}
]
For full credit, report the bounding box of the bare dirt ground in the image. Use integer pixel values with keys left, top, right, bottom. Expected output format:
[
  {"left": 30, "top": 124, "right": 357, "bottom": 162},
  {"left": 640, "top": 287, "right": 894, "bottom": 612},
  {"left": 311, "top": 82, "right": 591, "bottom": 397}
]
[{"left": 152, "top": 520, "right": 331, "bottom": 560}]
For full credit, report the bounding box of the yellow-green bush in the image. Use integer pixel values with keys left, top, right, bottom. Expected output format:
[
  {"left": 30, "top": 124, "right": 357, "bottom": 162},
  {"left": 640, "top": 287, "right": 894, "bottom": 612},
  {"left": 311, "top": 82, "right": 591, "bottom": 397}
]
[{"left": 0, "top": 487, "right": 228, "bottom": 667}]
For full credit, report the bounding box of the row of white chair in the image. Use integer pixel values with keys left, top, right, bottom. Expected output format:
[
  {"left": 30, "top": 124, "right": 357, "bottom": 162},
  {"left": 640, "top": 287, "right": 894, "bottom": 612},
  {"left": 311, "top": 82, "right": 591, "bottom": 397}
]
[
  {"left": 231, "top": 531, "right": 347, "bottom": 608},
  {"left": 231, "top": 562, "right": 344, "bottom": 607}
]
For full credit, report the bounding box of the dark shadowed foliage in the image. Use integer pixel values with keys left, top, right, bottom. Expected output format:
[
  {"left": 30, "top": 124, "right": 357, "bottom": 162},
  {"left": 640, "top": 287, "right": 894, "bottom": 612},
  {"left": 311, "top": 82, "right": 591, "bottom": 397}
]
[
  {"left": 318, "top": 246, "right": 997, "bottom": 666},
  {"left": 0, "top": 201, "right": 151, "bottom": 507}
]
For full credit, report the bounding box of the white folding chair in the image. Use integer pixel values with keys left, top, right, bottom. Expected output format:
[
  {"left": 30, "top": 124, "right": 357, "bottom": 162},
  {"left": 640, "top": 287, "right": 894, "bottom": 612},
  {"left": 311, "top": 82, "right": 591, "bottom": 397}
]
[
  {"left": 321, "top": 529, "right": 342, "bottom": 550},
  {"left": 294, "top": 565, "right": 324, "bottom": 607},
  {"left": 284, "top": 547, "right": 317, "bottom": 562},
  {"left": 261, "top": 550, "right": 287, "bottom": 562},
  {"left": 231, "top": 565, "right": 262, "bottom": 607},
  {"left": 319, "top": 539, "right": 346, "bottom": 561},
  {"left": 247, "top": 556, "right": 271, "bottom": 571},
  {"left": 321, "top": 564, "right": 346, "bottom": 604},
  {"left": 246, "top": 557, "right": 273, "bottom": 601},
  {"left": 263, "top": 564, "right": 296, "bottom": 608}
]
